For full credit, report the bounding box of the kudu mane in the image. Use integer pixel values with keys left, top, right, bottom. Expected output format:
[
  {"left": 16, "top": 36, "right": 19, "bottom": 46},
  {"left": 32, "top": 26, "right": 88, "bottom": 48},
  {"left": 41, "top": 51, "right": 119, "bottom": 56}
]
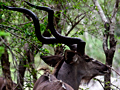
[{"left": 52, "top": 57, "right": 64, "bottom": 77}]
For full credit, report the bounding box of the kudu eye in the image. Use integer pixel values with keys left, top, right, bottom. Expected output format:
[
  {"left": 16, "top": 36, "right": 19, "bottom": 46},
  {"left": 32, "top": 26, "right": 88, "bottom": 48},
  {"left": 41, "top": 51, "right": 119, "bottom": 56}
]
[
  {"left": 85, "top": 57, "right": 93, "bottom": 62},
  {"left": 85, "top": 58, "right": 91, "bottom": 62}
]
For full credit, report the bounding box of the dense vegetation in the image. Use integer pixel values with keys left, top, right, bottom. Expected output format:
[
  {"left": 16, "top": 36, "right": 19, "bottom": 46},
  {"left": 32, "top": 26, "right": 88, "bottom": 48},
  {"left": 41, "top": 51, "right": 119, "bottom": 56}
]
[{"left": 0, "top": 0, "right": 120, "bottom": 90}]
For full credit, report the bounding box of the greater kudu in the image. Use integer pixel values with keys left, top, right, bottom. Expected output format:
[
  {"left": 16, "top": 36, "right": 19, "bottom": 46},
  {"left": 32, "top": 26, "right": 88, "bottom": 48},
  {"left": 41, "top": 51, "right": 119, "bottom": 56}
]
[{"left": 1, "top": 2, "right": 108, "bottom": 90}]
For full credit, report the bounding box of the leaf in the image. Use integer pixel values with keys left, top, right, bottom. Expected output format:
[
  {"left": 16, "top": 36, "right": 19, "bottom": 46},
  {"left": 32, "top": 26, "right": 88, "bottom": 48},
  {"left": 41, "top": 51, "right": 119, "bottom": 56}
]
[
  {"left": 79, "top": 30, "right": 84, "bottom": 35},
  {"left": 0, "top": 46, "right": 4, "bottom": 56},
  {"left": 95, "top": 6, "right": 98, "bottom": 11},
  {"left": 0, "top": 31, "right": 10, "bottom": 36},
  {"left": 24, "top": 64, "right": 30, "bottom": 68}
]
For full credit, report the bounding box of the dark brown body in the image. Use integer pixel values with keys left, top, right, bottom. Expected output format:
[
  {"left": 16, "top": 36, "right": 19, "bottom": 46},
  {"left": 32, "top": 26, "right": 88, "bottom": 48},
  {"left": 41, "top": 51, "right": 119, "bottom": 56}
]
[{"left": 33, "top": 74, "right": 73, "bottom": 90}]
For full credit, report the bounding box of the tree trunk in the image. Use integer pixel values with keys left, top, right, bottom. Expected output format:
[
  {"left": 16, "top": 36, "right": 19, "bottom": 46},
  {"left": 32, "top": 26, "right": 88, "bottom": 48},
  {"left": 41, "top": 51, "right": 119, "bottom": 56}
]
[
  {"left": 27, "top": 46, "right": 37, "bottom": 84},
  {"left": 103, "top": 21, "right": 117, "bottom": 90},
  {"left": 1, "top": 46, "right": 13, "bottom": 90},
  {"left": 17, "top": 57, "right": 26, "bottom": 90},
  {"left": 92, "top": 0, "right": 119, "bottom": 89},
  {"left": 24, "top": 43, "right": 37, "bottom": 84}
]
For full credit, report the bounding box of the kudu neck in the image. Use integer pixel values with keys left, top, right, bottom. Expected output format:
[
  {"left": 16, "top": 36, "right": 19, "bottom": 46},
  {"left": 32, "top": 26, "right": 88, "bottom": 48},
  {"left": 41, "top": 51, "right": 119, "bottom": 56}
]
[{"left": 56, "top": 62, "right": 81, "bottom": 90}]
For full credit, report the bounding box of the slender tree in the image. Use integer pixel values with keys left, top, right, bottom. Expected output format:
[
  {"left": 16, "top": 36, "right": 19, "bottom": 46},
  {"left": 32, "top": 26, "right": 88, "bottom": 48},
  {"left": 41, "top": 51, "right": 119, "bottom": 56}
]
[{"left": 92, "top": 0, "right": 119, "bottom": 89}]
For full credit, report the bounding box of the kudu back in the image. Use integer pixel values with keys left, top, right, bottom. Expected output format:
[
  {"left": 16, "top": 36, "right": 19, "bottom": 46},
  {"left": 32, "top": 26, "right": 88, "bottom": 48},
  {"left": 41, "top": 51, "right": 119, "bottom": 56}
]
[
  {"left": 1, "top": 2, "right": 108, "bottom": 90},
  {"left": 33, "top": 72, "right": 73, "bottom": 90}
]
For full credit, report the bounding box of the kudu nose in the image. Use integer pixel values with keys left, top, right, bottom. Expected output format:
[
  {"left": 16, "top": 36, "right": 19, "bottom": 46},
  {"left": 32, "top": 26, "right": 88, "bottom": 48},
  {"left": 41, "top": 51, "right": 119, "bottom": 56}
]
[
  {"left": 103, "top": 65, "right": 109, "bottom": 73},
  {"left": 92, "top": 60, "right": 109, "bottom": 74},
  {"left": 99, "top": 63, "right": 109, "bottom": 74}
]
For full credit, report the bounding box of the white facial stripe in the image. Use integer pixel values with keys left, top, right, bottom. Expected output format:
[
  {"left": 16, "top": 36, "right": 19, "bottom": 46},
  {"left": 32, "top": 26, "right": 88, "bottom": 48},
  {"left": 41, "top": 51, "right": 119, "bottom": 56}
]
[
  {"left": 74, "top": 57, "right": 78, "bottom": 62},
  {"left": 92, "top": 59, "right": 96, "bottom": 62},
  {"left": 73, "top": 55, "right": 78, "bottom": 62}
]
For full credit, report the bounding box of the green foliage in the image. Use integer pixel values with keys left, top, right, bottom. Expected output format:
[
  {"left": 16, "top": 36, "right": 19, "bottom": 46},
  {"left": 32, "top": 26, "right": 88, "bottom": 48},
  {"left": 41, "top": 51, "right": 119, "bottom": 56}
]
[
  {"left": 0, "top": 46, "right": 4, "bottom": 57},
  {"left": 0, "top": 31, "right": 9, "bottom": 36},
  {"left": 39, "top": 48, "right": 50, "bottom": 56},
  {"left": 0, "top": 0, "right": 119, "bottom": 89},
  {"left": 85, "top": 35, "right": 105, "bottom": 62},
  {"left": 0, "top": 2, "right": 5, "bottom": 9},
  {"left": 0, "top": 31, "right": 9, "bottom": 56}
]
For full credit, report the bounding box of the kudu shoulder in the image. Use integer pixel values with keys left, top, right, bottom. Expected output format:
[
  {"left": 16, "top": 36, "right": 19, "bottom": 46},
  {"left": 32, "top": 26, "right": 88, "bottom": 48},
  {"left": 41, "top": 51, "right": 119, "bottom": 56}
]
[{"left": 33, "top": 73, "right": 73, "bottom": 90}]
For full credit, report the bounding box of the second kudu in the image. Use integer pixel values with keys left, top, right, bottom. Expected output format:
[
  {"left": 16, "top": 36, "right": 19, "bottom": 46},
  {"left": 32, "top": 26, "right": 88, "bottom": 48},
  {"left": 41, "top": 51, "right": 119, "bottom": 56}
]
[{"left": 1, "top": 2, "right": 108, "bottom": 90}]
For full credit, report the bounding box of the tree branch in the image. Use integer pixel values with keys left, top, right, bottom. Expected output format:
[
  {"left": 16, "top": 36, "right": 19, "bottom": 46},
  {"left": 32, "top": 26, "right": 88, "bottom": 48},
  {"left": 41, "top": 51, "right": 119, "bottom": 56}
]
[
  {"left": 92, "top": 0, "right": 109, "bottom": 24},
  {"left": 92, "top": 0, "right": 110, "bottom": 53},
  {"left": 111, "top": 0, "right": 119, "bottom": 22},
  {"left": 109, "top": 0, "right": 119, "bottom": 50},
  {"left": 66, "top": 15, "right": 86, "bottom": 36},
  {"left": 94, "top": 77, "right": 120, "bottom": 90}
]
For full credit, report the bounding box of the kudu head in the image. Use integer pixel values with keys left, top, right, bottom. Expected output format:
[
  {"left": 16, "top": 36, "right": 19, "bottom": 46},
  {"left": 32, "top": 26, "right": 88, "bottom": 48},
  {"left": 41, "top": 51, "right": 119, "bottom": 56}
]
[
  {"left": 41, "top": 50, "right": 108, "bottom": 90},
  {"left": 1, "top": 2, "right": 108, "bottom": 90}
]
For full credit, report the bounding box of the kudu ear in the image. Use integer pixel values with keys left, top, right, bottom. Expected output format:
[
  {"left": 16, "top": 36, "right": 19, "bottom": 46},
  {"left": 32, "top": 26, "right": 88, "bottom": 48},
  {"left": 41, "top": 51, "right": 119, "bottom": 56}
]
[
  {"left": 64, "top": 50, "right": 78, "bottom": 64},
  {"left": 40, "top": 55, "right": 63, "bottom": 67}
]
